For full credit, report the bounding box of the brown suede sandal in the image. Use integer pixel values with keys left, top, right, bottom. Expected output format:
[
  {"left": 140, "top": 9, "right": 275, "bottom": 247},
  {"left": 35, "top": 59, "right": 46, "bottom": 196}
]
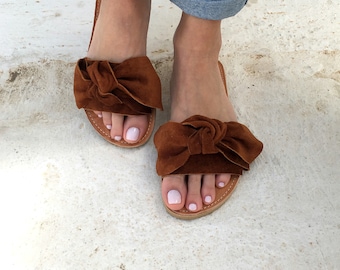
[
  {"left": 154, "top": 62, "right": 263, "bottom": 219},
  {"left": 73, "top": 0, "right": 162, "bottom": 148}
]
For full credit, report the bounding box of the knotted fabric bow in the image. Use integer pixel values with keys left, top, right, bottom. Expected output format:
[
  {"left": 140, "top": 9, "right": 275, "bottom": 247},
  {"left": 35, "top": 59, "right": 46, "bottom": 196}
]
[
  {"left": 74, "top": 57, "right": 163, "bottom": 115},
  {"left": 154, "top": 115, "right": 263, "bottom": 176}
]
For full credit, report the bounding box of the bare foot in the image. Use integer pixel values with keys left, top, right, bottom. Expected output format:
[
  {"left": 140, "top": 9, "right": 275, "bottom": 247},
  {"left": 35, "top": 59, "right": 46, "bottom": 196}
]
[
  {"left": 162, "top": 14, "right": 237, "bottom": 212},
  {"left": 87, "top": 0, "right": 152, "bottom": 143}
]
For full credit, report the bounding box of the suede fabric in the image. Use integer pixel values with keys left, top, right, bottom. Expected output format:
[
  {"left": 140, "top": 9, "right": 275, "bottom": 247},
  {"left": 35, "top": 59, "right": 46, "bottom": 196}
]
[
  {"left": 154, "top": 115, "right": 263, "bottom": 176},
  {"left": 74, "top": 56, "right": 163, "bottom": 115}
]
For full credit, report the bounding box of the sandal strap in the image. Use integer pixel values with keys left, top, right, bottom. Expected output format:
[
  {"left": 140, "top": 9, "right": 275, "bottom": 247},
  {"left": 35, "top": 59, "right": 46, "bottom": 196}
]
[
  {"left": 154, "top": 115, "right": 263, "bottom": 176},
  {"left": 74, "top": 56, "right": 163, "bottom": 115}
]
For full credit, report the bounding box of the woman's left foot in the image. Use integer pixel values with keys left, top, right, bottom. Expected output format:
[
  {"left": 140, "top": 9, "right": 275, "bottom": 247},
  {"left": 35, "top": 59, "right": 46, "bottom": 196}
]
[{"left": 161, "top": 14, "right": 238, "bottom": 212}]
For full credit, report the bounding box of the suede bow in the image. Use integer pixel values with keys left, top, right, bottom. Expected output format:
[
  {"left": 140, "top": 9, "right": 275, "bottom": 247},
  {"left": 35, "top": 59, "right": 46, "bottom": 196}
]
[
  {"left": 74, "top": 57, "right": 162, "bottom": 115},
  {"left": 154, "top": 115, "right": 263, "bottom": 176}
]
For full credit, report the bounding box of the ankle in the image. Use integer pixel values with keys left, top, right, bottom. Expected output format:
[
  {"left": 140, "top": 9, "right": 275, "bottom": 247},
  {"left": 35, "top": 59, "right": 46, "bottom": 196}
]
[
  {"left": 173, "top": 14, "right": 222, "bottom": 59},
  {"left": 87, "top": 0, "right": 150, "bottom": 62}
]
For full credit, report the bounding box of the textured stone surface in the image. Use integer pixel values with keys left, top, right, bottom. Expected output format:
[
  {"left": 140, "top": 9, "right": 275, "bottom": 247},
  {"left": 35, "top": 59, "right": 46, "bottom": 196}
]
[{"left": 0, "top": 0, "right": 339, "bottom": 269}]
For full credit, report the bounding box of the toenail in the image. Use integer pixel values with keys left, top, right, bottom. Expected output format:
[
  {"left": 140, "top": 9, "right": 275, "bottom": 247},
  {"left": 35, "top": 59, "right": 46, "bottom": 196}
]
[
  {"left": 188, "top": 203, "right": 197, "bottom": 211},
  {"left": 167, "top": 190, "right": 181, "bottom": 205},
  {"left": 106, "top": 124, "right": 112, "bottom": 130},
  {"left": 98, "top": 113, "right": 102, "bottom": 118},
  {"left": 126, "top": 127, "right": 140, "bottom": 142},
  {"left": 218, "top": 182, "right": 225, "bottom": 188},
  {"left": 205, "top": 196, "right": 212, "bottom": 203},
  {"left": 114, "top": 136, "right": 122, "bottom": 141}
]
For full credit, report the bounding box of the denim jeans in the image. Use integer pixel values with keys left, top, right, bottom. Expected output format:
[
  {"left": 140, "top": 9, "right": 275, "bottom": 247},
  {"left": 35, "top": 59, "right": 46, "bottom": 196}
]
[{"left": 170, "top": 0, "right": 248, "bottom": 20}]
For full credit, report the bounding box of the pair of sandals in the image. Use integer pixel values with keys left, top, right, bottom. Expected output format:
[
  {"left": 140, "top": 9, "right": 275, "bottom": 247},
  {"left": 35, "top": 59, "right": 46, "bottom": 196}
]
[{"left": 73, "top": 0, "right": 263, "bottom": 220}]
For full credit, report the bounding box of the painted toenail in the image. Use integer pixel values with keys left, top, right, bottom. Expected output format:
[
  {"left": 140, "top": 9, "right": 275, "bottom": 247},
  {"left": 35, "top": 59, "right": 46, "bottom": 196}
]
[
  {"left": 188, "top": 203, "right": 197, "bottom": 211},
  {"left": 218, "top": 182, "right": 225, "bottom": 188},
  {"left": 114, "top": 136, "right": 122, "bottom": 141},
  {"left": 106, "top": 124, "right": 112, "bottom": 130},
  {"left": 167, "top": 190, "right": 181, "bottom": 204},
  {"left": 205, "top": 196, "right": 212, "bottom": 203},
  {"left": 126, "top": 127, "right": 140, "bottom": 141}
]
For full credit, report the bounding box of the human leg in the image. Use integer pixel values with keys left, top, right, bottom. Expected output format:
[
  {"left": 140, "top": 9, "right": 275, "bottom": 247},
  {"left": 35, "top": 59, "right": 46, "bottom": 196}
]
[
  {"left": 74, "top": 0, "right": 162, "bottom": 146},
  {"left": 155, "top": 1, "right": 262, "bottom": 218},
  {"left": 163, "top": 13, "right": 237, "bottom": 212}
]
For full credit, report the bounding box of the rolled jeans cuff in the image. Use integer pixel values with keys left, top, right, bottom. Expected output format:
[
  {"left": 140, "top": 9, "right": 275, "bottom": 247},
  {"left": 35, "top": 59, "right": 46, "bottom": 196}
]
[{"left": 170, "top": 0, "right": 248, "bottom": 20}]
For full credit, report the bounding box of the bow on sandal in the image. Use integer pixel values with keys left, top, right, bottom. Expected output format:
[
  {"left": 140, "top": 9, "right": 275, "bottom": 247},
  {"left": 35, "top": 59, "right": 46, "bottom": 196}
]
[
  {"left": 155, "top": 115, "right": 263, "bottom": 176},
  {"left": 74, "top": 57, "right": 162, "bottom": 147}
]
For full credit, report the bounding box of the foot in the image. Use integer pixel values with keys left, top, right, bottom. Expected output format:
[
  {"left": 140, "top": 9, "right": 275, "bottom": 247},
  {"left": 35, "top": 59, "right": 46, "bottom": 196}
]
[
  {"left": 162, "top": 14, "right": 237, "bottom": 212},
  {"left": 87, "top": 0, "right": 151, "bottom": 143}
]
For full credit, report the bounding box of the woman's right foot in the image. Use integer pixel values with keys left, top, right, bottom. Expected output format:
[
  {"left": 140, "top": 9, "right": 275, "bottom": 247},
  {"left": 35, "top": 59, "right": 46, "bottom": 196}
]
[{"left": 87, "top": 0, "right": 152, "bottom": 143}]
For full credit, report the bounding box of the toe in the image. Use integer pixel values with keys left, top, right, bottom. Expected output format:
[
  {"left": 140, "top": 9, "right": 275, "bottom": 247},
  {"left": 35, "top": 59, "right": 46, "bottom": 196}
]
[
  {"left": 162, "top": 175, "right": 187, "bottom": 211},
  {"left": 102, "top": 112, "right": 124, "bottom": 141},
  {"left": 109, "top": 113, "right": 124, "bottom": 141},
  {"left": 186, "top": 174, "right": 203, "bottom": 212},
  {"left": 94, "top": 110, "right": 102, "bottom": 118},
  {"left": 123, "top": 115, "right": 148, "bottom": 143},
  {"left": 102, "top": 111, "right": 113, "bottom": 131},
  {"left": 215, "top": 173, "right": 232, "bottom": 188},
  {"left": 201, "top": 174, "right": 216, "bottom": 205}
]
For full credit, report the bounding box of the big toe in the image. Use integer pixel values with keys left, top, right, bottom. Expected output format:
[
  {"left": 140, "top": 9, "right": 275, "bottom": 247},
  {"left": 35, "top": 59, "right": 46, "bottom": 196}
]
[
  {"left": 215, "top": 173, "right": 232, "bottom": 188},
  {"left": 162, "top": 175, "right": 187, "bottom": 211},
  {"left": 123, "top": 115, "right": 149, "bottom": 143}
]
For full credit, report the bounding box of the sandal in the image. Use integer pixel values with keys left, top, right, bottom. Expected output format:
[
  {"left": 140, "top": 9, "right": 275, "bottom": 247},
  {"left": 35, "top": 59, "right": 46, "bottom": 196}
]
[
  {"left": 154, "top": 62, "right": 263, "bottom": 219},
  {"left": 73, "top": 0, "right": 163, "bottom": 148}
]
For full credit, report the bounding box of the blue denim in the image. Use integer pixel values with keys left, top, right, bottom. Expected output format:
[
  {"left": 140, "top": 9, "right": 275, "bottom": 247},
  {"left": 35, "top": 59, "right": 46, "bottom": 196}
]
[{"left": 170, "top": 0, "right": 248, "bottom": 20}]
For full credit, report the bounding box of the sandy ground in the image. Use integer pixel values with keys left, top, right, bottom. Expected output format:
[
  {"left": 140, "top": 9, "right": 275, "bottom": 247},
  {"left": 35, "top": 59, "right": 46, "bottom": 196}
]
[{"left": 0, "top": 0, "right": 339, "bottom": 269}]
